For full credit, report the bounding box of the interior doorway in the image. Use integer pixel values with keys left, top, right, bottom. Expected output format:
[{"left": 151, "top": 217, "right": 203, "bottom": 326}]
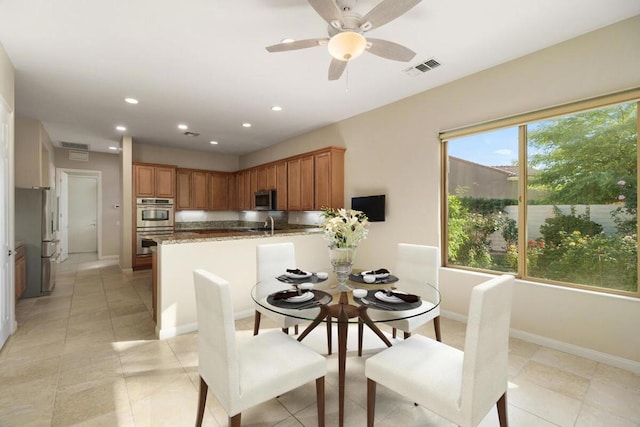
[{"left": 57, "top": 169, "right": 102, "bottom": 259}]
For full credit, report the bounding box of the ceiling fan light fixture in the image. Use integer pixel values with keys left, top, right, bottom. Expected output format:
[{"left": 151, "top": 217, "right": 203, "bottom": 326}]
[{"left": 328, "top": 31, "right": 366, "bottom": 61}]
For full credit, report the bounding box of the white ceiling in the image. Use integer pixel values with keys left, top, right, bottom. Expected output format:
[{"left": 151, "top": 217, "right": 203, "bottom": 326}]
[{"left": 1, "top": 0, "right": 638, "bottom": 155}]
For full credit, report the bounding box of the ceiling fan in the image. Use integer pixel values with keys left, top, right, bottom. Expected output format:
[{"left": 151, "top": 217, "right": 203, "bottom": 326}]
[{"left": 266, "top": 0, "right": 422, "bottom": 80}]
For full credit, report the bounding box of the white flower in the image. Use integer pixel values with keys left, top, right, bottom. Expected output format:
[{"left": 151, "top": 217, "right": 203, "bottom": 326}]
[
  {"left": 320, "top": 208, "right": 369, "bottom": 248},
  {"left": 617, "top": 180, "right": 626, "bottom": 186}
]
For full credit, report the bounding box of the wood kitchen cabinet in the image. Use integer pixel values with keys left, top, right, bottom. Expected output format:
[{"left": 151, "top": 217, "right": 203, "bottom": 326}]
[
  {"left": 236, "top": 172, "right": 246, "bottom": 210},
  {"left": 314, "top": 148, "right": 345, "bottom": 209},
  {"left": 267, "top": 164, "right": 277, "bottom": 190},
  {"left": 15, "top": 244, "right": 26, "bottom": 300},
  {"left": 256, "top": 166, "right": 267, "bottom": 191},
  {"left": 300, "top": 155, "right": 314, "bottom": 210},
  {"left": 208, "top": 172, "right": 228, "bottom": 210},
  {"left": 287, "top": 158, "right": 301, "bottom": 211},
  {"left": 176, "top": 169, "right": 208, "bottom": 210},
  {"left": 227, "top": 173, "right": 238, "bottom": 210},
  {"left": 275, "top": 161, "right": 287, "bottom": 210},
  {"left": 133, "top": 163, "right": 176, "bottom": 198},
  {"left": 288, "top": 155, "right": 314, "bottom": 211},
  {"left": 243, "top": 170, "right": 252, "bottom": 210}
]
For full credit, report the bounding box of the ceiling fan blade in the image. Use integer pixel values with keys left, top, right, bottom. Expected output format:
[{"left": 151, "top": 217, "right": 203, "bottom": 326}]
[
  {"left": 266, "top": 38, "right": 329, "bottom": 53},
  {"left": 328, "top": 58, "right": 347, "bottom": 81},
  {"left": 308, "top": 0, "right": 343, "bottom": 28},
  {"left": 360, "top": 0, "right": 421, "bottom": 31},
  {"left": 366, "top": 38, "right": 416, "bottom": 62}
]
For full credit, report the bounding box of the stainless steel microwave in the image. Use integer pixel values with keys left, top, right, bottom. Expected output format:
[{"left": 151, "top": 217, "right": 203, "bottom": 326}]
[{"left": 255, "top": 190, "right": 276, "bottom": 211}]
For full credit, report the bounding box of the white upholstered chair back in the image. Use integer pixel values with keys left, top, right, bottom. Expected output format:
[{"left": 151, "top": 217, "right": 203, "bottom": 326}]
[
  {"left": 193, "top": 269, "right": 240, "bottom": 414},
  {"left": 461, "top": 274, "right": 514, "bottom": 425},
  {"left": 256, "top": 242, "right": 296, "bottom": 299},
  {"left": 395, "top": 243, "right": 440, "bottom": 304}
]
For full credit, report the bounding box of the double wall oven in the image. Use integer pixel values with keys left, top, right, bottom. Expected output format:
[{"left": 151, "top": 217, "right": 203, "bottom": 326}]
[{"left": 136, "top": 198, "right": 174, "bottom": 257}]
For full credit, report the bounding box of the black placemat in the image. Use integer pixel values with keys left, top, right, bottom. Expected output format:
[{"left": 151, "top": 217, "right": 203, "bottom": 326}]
[
  {"left": 276, "top": 273, "right": 328, "bottom": 284},
  {"left": 354, "top": 290, "right": 421, "bottom": 311},
  {"left": 349, "top": 274, "right": 399, "bottom": 285},
  {"left": 267, "top": 289, "right": 333, "bottom": 309}
]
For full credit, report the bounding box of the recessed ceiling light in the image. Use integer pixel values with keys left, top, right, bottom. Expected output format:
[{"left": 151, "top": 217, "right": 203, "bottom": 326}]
[
  {"left": 271, "top": 106, "right": 282, "bottom": 112},
  {"left": 210, "top": 141, "right": 219, "bottom": 145},
  {"left": 178, "top": 124, "right": 188, "bottom": 130},
  {"left": 124, "top": 98, "right": 138, "bottom": 104},
  {"left": 281, "top": 38, "right": 295, "bottom": 44},
  {"left": 242, "top": 123, "right": 252, "bottom": 128},
  {"left": 116, "top": 125, "right": 126, "bottom": 131},
  {"left": 108, "top": 146, "right": 119, "bottom": 151}
]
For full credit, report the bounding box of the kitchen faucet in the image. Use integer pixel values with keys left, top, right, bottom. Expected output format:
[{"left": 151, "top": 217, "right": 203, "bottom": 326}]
[{"left": 264, "top": 215, "right": 275, "bottom": 235}]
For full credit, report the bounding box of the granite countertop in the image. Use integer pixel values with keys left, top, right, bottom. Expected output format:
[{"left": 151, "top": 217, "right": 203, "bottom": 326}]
[{"left": 156, "top": 227, "right": 322, "bottom": 245}]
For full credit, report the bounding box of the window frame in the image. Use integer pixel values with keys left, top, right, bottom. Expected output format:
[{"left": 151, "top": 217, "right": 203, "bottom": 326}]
[{"left": 440, "top": 88, "right": 640, "bottom": 298}]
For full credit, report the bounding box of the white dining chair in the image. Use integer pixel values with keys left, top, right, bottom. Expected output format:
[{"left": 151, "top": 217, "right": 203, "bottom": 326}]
[
  {"left": 193, "top": 269, "right": 327, "bottom": 427},
  {"left": 365, "top": 244, "right": 441, "bottom": 343},
  {"left": 365, "top": 274, "right": 514, "bottom": 427},
  {"left": 253, "top": 242, "right": 304, "bottom": 335}
]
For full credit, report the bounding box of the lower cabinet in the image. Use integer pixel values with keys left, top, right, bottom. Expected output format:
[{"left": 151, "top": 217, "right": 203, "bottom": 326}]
[{"left": 15, "top": 244, "right": 26, "bottom": 300}]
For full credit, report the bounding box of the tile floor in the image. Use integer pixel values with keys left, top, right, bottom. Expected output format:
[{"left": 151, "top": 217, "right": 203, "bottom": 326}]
[{"left": 0, "top": 253, "right": 639, "bottom": 426}]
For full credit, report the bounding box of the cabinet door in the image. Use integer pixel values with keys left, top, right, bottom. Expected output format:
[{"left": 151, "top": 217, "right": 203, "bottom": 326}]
[
  {"left": 176, "top": 170, "right": 191, "bottom": 210},
  {"left": 287, "top": 159, "right": 301, "bottom": 211},
  {"left": 266, "top": 164, "right": 277, "bottom": 190},
  {"left": 155, "top": 167, "right": 175, "bottom": 198},
  {"left": 237, "top": 172, "right": 246, "bottom": 210},
  {"left": 300, "top": 155, "right": 314, "bottom": 211},
  {"left": 227, "top": 173, "right": 238, "bottom": 210},
  {"left": 134, "top": 164, "right": 155, "bottom": 197},
  {"left": 192, "top": 171, "right": 208, "bottom": 209},
  {"left": 209, "top": 172, "right": 228, "bottom": 210},
  {"left": 257, "top": 167, "right": 267, "bottom": 191},
  {"left": 275, "top": 162, "right": 287, "bottom": 211},
  {"left": 250, "top": 169, "right": 258, "bottom": 208},
  {"left": 244, "top": 170, "right": 252, "bottom": 210}
]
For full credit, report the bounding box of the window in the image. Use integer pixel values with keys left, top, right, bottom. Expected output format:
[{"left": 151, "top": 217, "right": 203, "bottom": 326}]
[{"left": 442, "top": 91, "right": 639, "bottom": 296}]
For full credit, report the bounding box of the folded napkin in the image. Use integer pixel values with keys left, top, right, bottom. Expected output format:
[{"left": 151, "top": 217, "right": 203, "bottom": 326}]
[
  {"left": 361, "top": 268, "right": 390, "bottom": 276},
  {"left": 388, "top": 291, "right": 419, "bottom": 303},
  {"left": 286, "top": 268, "right": 307, "bottom": 275},
  {"left": 272, "top": 290, "right": 309, "bottom": 300}
]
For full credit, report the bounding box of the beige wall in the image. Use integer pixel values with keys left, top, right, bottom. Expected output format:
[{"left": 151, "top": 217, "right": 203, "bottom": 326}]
[
  {"left": 0, "top": 40, "right": 14, "bottom": 109},
  {"left": 241, "top": 16, "right": 640, "bottom": 365},
  {"left": 132, "top": 142, "right": 239, "bottom": 172},
  {"left": 120, "top": 137, "right": 133, "bottom": 270},
  {"left": 54, "top": 148, "right": 121, "bottom": 257}
]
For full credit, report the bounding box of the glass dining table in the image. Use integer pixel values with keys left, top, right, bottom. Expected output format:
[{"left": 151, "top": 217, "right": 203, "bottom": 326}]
[{"left": 251, "top": 272, "right": 440, "bottom": 427}]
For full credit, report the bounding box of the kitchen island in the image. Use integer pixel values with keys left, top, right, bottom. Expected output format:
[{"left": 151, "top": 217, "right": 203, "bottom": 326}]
[{"left": 154, "top": 227, "right": 329, "bottom": 339}]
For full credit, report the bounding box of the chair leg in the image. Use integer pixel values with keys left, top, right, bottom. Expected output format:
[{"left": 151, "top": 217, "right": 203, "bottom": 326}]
[
  {"left": 433, "top": 315, "right": 442, "bottom": 342},
  {"left": 196, "top": 376, "right": 208, "bottom": 427},
  {"left": 392, "top": 327, "right": 397, "bottom": 338},
  {"left": 367, "top": 378, "right": 377, "bottom": 427},
  {"left": 316, "top": 376, "right": 325, "bottom": 427},
  {"left": 253, "top": 311, "right": 261, "bottom": 336},
  {"left": 282, "top": 327, "right": 289, "bottom": 334},
  {"left": 497, "top": 392, "right": 508, "bottom": 427},
  {"left": 403, "top": 332, "right": 411, "bottom": 339},
  {"left": 358, "top": 320, "right": 364, "bottom": 356},
  {"left": 295, "top": 324, "right": 299, "bottom": 335},
  {"left": 327, "top": 317, "right": 332, "bottom": 355},
  {"left": 229, "top": 413, "right": 241, "bottom": 427}
]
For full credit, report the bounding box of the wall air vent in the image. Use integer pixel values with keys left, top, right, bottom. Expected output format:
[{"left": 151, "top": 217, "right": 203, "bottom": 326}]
[
  {"left": 184, "top": 131, "right": 200, "bottom": 137},
  {"left": 61, "top": 141, "right": 89, "bottom": 150},
  {"left": 69, "top": 150, "right": 89, "bottom": 161},
  {"left": 404, "top": 58, "right": 441, "bottom": 77}
]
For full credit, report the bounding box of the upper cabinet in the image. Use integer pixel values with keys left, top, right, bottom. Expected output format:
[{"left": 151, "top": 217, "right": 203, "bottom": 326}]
[
  {"left": 134, "top": 163, "right": 176, "bottom": 198},
  {"left": 176, "top": 168, "right": 208, "bottom": 210},
  {"left": 15, "top": 118, "right": 55, "bottom": 189},
  {"left": 208, "top": 172, "right": 229, "bottom": 211}
]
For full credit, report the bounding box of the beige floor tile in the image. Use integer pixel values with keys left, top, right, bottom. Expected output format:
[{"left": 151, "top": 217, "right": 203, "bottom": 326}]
[
  {"left": 509, "top": 337, "right": 541, "bottom": 359},
  {"left": 583, "top": 377, "right": 640, "bottom": 422},
  {"left": 56, "top": 356, "right": 124, "bottom": 391},
  {"left": 592, "top": 362, "right": 640, "bottom": 391},
  {"left": 575, "top": 403, "right": 639, "bottom": 427},
  {"left": 0, "top": 355, "right": 61, "bottom": 387},
  {"left": 508, "top": 377, "right": 581, "bottom": 426},
  {"left": 516, "top": 360, "right": 591, "bottom": 400}
]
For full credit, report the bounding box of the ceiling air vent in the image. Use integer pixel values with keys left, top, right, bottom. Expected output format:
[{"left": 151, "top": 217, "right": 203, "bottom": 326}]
[
  {"left": 61, "top": 141, "right": 89, "bottom": 150},
  {"left": 404, "top": 58, "right": 441, "bottom": 77},
  {"left": 184, "top": 131, "right": 200, "bottom": 137},
  {"left": 69, "top": 150, "right": 89, "bottom": 161}
]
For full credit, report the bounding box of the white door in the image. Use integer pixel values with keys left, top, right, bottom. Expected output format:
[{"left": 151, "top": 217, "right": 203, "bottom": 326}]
[
  {"left": 0, "top": 98, "right": 11, "bottom": 347},
  {"left": 59, "top": 172, "right": 69, "bottom": 261},
  {"left": 68, "top": 176, "right": 98, "bottom": 253}
]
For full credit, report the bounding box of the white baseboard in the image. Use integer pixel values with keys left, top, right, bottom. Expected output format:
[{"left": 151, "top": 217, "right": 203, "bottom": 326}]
[
  {"left": 157, "top": 322, "right": 198, "bottom": 340},
  {"left": 441, "top": 310, "right": 640, "bottom": 374},
  {"left": 99, "top": 255, "right": 119, "bottom": 260}
]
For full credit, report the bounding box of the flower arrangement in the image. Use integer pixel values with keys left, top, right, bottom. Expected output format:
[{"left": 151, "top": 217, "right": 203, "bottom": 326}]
[{"left": 320, "top": 207, "right": 369, "bottom": 248}]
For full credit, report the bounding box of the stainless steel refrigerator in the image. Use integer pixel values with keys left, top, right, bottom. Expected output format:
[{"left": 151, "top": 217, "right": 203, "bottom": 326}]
[{"left": 15, "top": 187, "right": 58, "bottom": 297}]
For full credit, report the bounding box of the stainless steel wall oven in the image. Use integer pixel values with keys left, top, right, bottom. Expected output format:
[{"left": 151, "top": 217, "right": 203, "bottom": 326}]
[{"left": 136, "top": 198, "right": 175, "bottom": 256}]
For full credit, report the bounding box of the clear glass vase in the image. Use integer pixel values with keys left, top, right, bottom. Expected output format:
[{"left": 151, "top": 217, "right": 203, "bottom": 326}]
[{"left": 329, "top": 246, "right": 357, "bottom": 291}]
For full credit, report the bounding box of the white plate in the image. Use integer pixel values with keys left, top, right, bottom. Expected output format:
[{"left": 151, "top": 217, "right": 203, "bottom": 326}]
[
  {"left": 375, "top": 291, "right": 404, "bottom": 303},
  {"left": 286, "top": 291, "right": 314, "bottom": 303},
  {"left": 361, "top": 270, "right": 390, "bottom": 279},
  {"left": 285, "top": 271, "right": 312, "bottom": 279}
]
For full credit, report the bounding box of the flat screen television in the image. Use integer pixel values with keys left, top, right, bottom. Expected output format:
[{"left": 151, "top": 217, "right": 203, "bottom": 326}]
[{"left": 351, "top": 195, "right": 385, "bottom": 222}]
